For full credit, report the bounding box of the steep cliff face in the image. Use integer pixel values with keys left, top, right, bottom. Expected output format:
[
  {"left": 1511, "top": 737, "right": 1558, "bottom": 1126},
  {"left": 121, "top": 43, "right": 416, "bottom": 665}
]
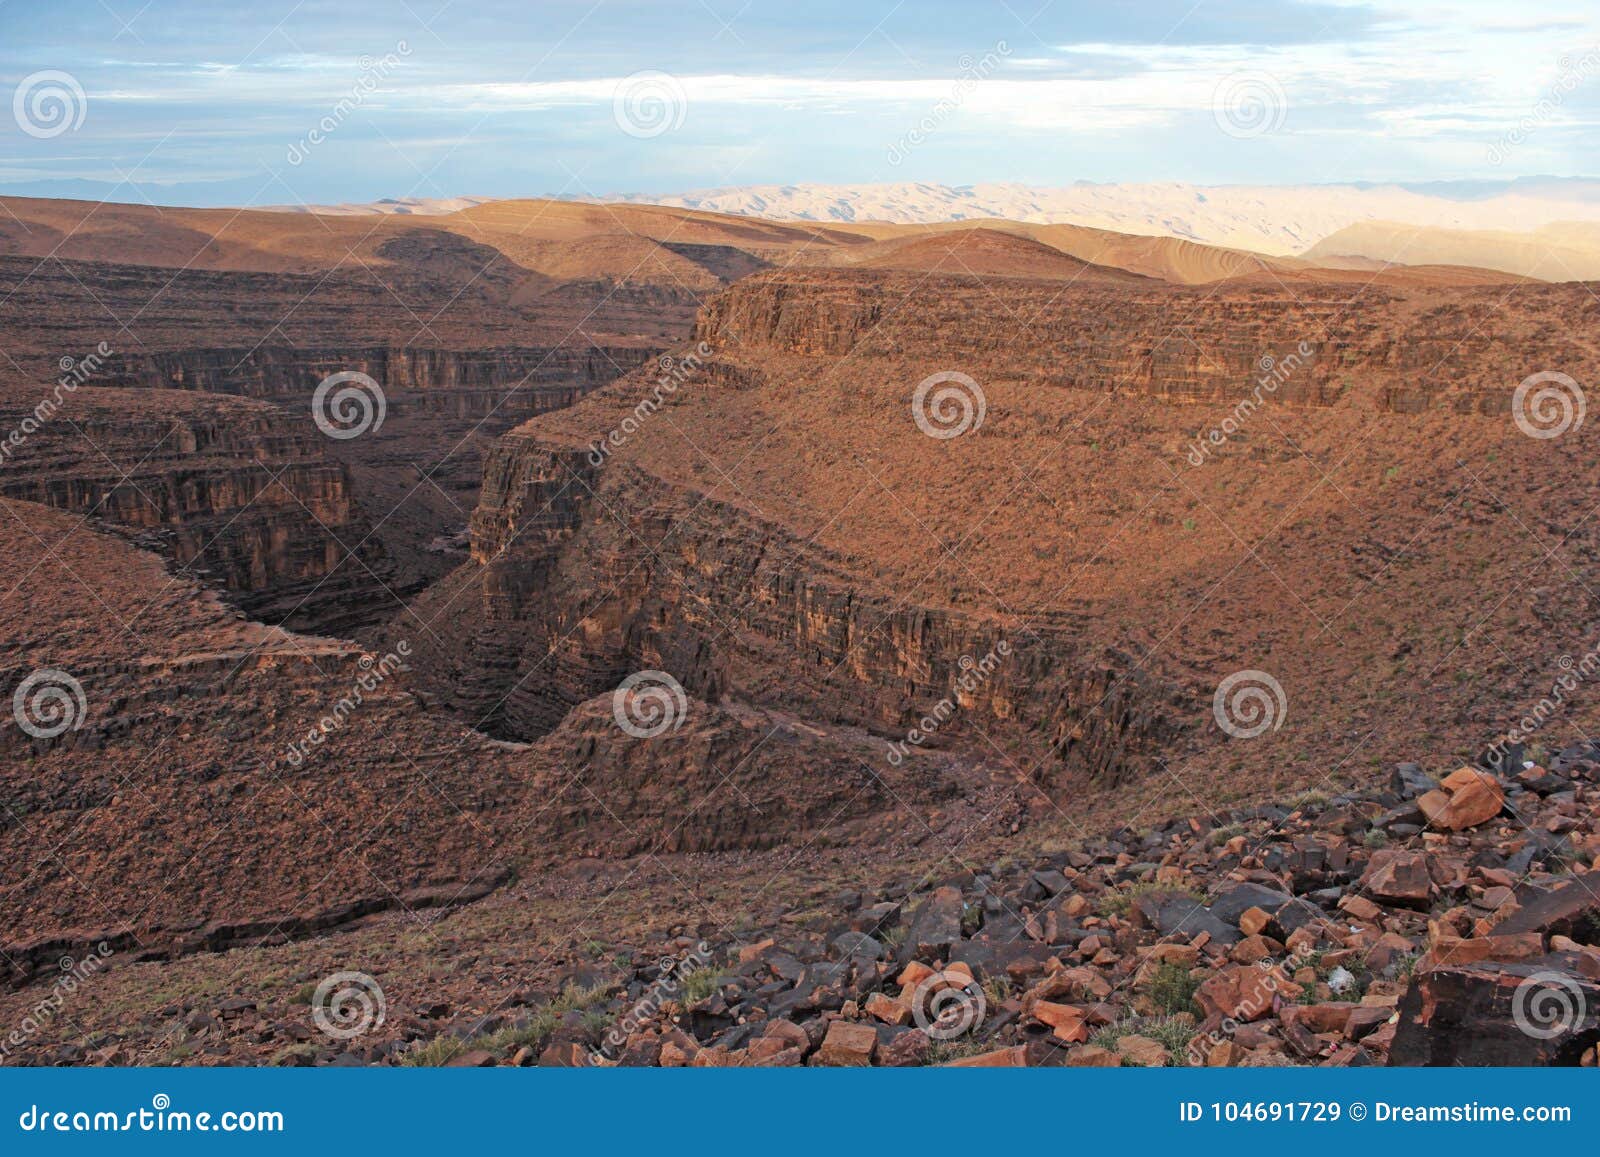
[
  {"left": 88, "top": 344, "right": 659, "bottom": 624},
  {"left": 0, "top": 388, "right": 392, "bottom": 634},
  {"left": 0, "top": 343, "right": 660, "bottom": 636},
  {"left": 695, "top": 269, "right": 1600, "bottom": 413},
  {"left": 437, "top": 438, "right": 1179, "bottom": 789},
  {"left": 0, "top": 251, "right": 671, "bottom": 635},
  {"left": 100, "top": 344, "right": 652, "bottom": 416}
]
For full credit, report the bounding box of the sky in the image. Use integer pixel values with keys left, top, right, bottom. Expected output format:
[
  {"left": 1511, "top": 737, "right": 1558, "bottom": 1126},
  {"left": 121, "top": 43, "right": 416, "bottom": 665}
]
[{"left": 1, "top": 0, "right": 1598, "bottom": 206}]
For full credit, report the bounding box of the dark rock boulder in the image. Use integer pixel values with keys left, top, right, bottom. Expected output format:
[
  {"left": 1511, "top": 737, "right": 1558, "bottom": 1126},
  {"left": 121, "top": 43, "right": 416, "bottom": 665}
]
[
  {"left": 1390, "top": 955, "right": 1600, "bottom": 1066},
  {"left": 1494, "top": 877, "right": 1600, "bottom": 941},
  {"left": 897, "top": 886, "right": 964, "bottom": 964},
  {"left": 1132, "top": 890, "right": 1238, "bottom": 945},
  {"left": 1390, "top": 762, "right": 1439, "bottom": 799}
]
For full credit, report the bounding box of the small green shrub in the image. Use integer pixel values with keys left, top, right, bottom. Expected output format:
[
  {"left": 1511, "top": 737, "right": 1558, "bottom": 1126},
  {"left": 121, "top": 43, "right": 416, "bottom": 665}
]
[
  {"left": 982, "top": 976, "right": 1014, "bottom": 1007},
  {"left": 1090, "top": 1016, "right": 1196, "bottom": 1066},
  {"left": 1141, "top": 1016, "right": 1197, "bottom": 1065},
  {"left": 1087, "top": 1021, "right": 1126, "bottom": 1053},
  {"left": 1206, "top": 823, "right": 1245, "bottom": 848},
  {"left": 549, "top": 981, "right": 611, "bottom": 1013},
  {"left": 403, "top": 1036, "right": 471, "bottom": 1067},
  {"left": 402, "top": 982, "right": 611, "bottom": 1067},
  {"left": 927, "top": 1038, "right": 993, "bottom": 1064},
  {"left": 676, "top": 969, "right": 721, "bottom": 1005},
  {"left": 1148, "top": 961, "right": 1200, "bottom": 1017}
]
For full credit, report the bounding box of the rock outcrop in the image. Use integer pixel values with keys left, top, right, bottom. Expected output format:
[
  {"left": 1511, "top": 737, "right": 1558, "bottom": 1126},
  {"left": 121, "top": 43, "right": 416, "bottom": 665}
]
[{"left": 695, "top": 269, "right": 1599, "bottom": 415}]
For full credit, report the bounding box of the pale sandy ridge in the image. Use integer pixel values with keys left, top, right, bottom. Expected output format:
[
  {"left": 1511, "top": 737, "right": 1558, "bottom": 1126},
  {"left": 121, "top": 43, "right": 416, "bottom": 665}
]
[{"left": 263, "top": 181, "right": 1600, "bottom": 275}]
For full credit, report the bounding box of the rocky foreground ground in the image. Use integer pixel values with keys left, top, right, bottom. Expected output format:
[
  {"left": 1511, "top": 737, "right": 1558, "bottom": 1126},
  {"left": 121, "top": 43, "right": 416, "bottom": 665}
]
[
  {"left": 9, "top": 744, "right": 1597, "bottom": 1068},
  {"left": 490, "top": 749, "right": 1600, "bottom": 1069}
]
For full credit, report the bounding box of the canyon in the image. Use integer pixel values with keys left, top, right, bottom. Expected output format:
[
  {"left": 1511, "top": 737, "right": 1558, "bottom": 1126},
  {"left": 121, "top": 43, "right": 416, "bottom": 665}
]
[
  {"left": 0, "top": 197, "right": 827, "bottom": 632},
  {"left": 436, "top": 263, "right": 1600, "bottom": 802},
  {"left": 2, "top": 197, "right": 1598, "bottom": 1067}
]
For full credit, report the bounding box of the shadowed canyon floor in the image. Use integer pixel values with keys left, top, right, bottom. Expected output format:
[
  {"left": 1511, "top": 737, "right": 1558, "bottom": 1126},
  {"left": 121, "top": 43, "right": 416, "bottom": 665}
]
[{"left": 3, "top": 198, "right": 1600, "bottom": 1067}]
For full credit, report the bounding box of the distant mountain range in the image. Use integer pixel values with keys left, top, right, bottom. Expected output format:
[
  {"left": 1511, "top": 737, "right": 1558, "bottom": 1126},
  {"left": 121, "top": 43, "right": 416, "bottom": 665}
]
[
  {"left": 594, "top": 179, "right": 1600, "bottom": 258},
  {"left": 242, "top": 178, "right": 1600, "bottom": 267},
  {"left": 13, "top": 176, "right": 1600, "bottom": 277}
]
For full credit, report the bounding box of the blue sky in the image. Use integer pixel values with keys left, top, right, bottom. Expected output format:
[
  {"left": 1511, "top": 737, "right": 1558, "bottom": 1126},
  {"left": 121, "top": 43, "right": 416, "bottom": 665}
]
[{"left": 2, "top": 0, "right": 1598, "bottom": 205}]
